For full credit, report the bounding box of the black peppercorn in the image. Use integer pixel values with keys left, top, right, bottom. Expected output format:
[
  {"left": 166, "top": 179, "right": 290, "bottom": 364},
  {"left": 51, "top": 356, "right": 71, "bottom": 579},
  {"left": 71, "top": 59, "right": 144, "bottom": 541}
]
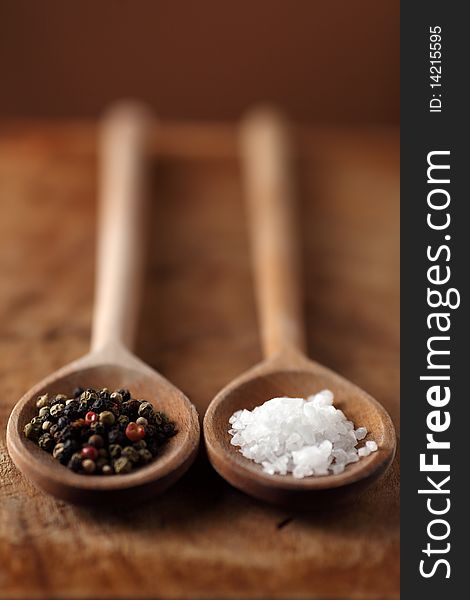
[
  {"left": 73, "top": 386, "right": 84, "bottom": 398},
  {"left": 117, "top": 388, "right": 131, "bottom": 401},
  {"left": 67, "top": 452, "right": 82, "bottom": 472},
  {"left": 64, "top": 400, "right": 80, "bottom": 420},
  {"left": 38, "top": 433, "right": 55, "bottom": 452},
  {"left": 108, "top": 428, "right": 125, "bottom": 445},
  {"left": 121, "top": 400, "right": 140, "bottom": 419}
]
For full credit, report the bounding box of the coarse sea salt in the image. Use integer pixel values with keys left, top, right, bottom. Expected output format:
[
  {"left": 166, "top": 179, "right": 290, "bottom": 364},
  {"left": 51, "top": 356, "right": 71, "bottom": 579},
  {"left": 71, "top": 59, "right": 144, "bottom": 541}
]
[{"left": 228, "top": 390, "right": 378, "bottom": 478}]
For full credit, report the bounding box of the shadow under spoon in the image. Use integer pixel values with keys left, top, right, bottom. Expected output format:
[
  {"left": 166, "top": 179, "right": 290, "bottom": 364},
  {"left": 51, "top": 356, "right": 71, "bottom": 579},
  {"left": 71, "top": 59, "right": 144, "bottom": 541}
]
[
  {"left": 203, "top": 108, "right": 396, "bottom": 509},
  {"left": 7, "top": 103, "right": 200, "bottom": 505}
]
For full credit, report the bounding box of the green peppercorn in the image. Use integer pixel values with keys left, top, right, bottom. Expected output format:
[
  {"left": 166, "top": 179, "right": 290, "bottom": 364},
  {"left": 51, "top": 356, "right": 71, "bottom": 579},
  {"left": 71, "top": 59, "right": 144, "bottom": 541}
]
[
  {"left": 117, "top": 415, "right": 129, "bottom": 429},
  {"left": 82, "top": 459, "right": 96, "bottom": 474},
  {"left": 38, "top": 406, "right": 50, "bottom": 418},
  {"left": 38, "top": 433, "right": 55, "bottom": 452},
  {"left": 132, "top": 439, "right": 147, "bottom": 450},
  {"left": 36, "top": 394, "right": 49, "bottom": 409},
  {"left": 42, "top": 420, "right": 52, "bottom": 432},
  {"left": 88, "top": 434, "right": 104, "bottom": 448},
  {"left": 136, "top": 416, "right": 148, "bottom": 427},
  {"left": 24, "top": 422, "right": 41, "bottom": 440},
  {"left": 65, "top": 399, "right": 75, "bottom": 405},
  {"left": 50, "top": 403, "right": 65, "bottom": 418},
  {"left": 108, "top": 444, "right": 122, "bottom": 459},
  {"left": 122, "top": 446, "right": 140, "bottom": 464},
  {"left": 30, "top": 416, "right": 45, "bottom": 426},
  {"left": 99, "top": 411, "right": 115, "bottom": 426},
  {"left": 113, "top": 457, "right": 132, "bottom": 474},
  {"left": 138, "top": 449, "right": 153, "bottom": 464}
]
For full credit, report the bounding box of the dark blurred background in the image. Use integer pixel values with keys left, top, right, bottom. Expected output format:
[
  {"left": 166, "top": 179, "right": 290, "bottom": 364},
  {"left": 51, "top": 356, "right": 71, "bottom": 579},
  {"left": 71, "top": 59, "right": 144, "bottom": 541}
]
[{"left": 0, "top": 0, "right": 399, "bottom": 123}]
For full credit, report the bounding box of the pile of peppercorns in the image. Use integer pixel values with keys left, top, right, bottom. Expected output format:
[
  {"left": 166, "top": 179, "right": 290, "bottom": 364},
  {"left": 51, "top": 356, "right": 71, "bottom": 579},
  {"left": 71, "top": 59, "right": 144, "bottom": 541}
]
[{"left": 23, "top": 387, "right": 176, "bottom": 475}]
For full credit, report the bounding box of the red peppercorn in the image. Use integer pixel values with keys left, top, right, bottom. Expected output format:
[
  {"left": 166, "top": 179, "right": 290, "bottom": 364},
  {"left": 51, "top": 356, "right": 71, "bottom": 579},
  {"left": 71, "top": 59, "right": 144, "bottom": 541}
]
[
  {"left": 85, "top": 411, "right": 98, "bottom": 424},
  {"left": 81, "top": 446, "right": 98, "bottom": 461},
  {"left": 125, "top": 422, "right": 145, "bottom": 442}
]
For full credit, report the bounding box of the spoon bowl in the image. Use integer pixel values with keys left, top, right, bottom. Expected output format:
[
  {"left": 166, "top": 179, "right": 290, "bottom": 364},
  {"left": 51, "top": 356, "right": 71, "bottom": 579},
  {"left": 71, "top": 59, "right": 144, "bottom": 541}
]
[
  {"left": 204, "top": 353, "right": 395, "bottom": 508},
  {"left": 7, "top": 347, "right": 199, "bottom": 505}
]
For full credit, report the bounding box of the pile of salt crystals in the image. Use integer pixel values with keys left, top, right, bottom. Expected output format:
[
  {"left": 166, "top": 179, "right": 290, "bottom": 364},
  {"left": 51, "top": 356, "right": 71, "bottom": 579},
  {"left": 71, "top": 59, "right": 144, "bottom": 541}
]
[{"left": 228, "top": 390, "right": 378, "bottom": 478}]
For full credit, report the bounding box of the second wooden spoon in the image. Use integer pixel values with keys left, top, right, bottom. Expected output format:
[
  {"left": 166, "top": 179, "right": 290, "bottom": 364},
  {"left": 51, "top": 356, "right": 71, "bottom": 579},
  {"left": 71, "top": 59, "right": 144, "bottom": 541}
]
[{"left": 203, "top": 109, "right": 396, "bottom": 508}]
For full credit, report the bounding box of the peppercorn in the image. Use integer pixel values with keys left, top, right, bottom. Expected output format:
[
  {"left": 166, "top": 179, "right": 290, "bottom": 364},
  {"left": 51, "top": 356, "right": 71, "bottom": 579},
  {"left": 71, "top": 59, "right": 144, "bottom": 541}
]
[
  {"left": 138, "top": 401, "right": 154, "bottom": 419},
  {"left": 113, "top": 457, "right": 132, "bottom": 474},
  {"left": 125, "top": 422, "right": 145, "bottom": 442},
  {"left": 64, "top": 400, "right": 80, "bottom": 420},
  {"left": 85, "top": 411, "right": 98, "bottom": 424},
  {"left": 50, "top": 403, "right": 65, "bottom": 418},
  {"left": 30, "top": 416, "right": 45, "bottom": 426},
  {"left": 117, "top": 415, "right": 130, "bottom": 430},
  {"left": 80, "top": 390, "right": 93, "bottom": 403},
  {"left": 102, "top": 465, "right": 113, "bottom": 475},
  {"left": 99, "top": 388, "right": 110, "bottom": 399},
  {"left": 136, "top": 416, "right": 148, "bottom": 427},
  {"left": 42, "top": 420, "right": 52, "bottom": 432},
  {"left": 82, "top": 459, "right": 96, "bottom": 474},
  {"left": 36, "top": 394, "right": 49, "bottom": 409},
  {"left": 98, "top": 448, "right": 108, "bottom": 458},
  {"left": 96, "top": 457, "right": 109, "bottom": 471},
  {"left": 108, "top": 444, "right": 122, "bottom": 459},
  {"left": 122, "top": 446, "right": 139, "bottom": 464},
  {"left": 38, "top": 406, "right": 50, "bottom": 418},
  {"left": 99, "top": 411, "right": 115, "bottom": 427},
  {"left": 67, "top": 452, "right": 82, "bottom": 472},
  {"left": 81, "top": 446, "right": 98, "bottom": 461},
  {"left": 117, "top": 388, "right": 131, "bottom": 401},
  {"left": 132, "top": 439, "right": 147, "bottom": 450},
  {"left": 52, "top": 443, "right": 65, "bottom": 460},
  {"left": 138, "top": 449, "right": 153, "bottom": 464},
  {"left": 88, "top": 434, "right": 104, "bottom": 448},
  {"left": 56, "top": 416, "right": 68, "bottom": 429},
  {"left": 49, "top": 423, "right": 58, "bottom": 437},
  {"left": 53, "top": 394, "right": 68, "bottom": 404},
  {"left": 38, "top": 433, "right": 55, "bottom": 452},
  {"left": 24, "top": 422, "right": 41, "bottom": 440},
  {"left": 73, "top": 386, "right": 84, "bottom": 398},
  {"left": 121, "top": 400, "right": 140, "bottom": 419},
  {"left": 108, "top": 428, "right": 125, "bottom": 445}
]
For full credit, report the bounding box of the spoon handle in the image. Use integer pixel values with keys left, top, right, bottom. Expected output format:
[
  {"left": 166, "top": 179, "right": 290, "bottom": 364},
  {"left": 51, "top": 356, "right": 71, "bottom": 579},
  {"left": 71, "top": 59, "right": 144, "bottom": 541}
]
[
  {"left": 90, "top": 102, "right": 152, "bottom": 353},
  {"left": 240, "top": 108, "right": 306, "bottom": 359}
]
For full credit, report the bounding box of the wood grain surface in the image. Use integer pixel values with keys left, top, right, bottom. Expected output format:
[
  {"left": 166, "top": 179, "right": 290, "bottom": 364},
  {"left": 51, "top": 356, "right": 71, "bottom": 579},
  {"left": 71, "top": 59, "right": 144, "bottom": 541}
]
[{"left": 0, "top": 121, "right": 399, "bottom": 600}]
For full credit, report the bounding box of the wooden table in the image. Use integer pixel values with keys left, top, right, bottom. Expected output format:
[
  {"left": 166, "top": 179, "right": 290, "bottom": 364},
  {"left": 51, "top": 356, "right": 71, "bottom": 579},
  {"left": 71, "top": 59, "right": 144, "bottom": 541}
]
[{"left": 0, "top": 121, "right": 399, "bottom": 600}]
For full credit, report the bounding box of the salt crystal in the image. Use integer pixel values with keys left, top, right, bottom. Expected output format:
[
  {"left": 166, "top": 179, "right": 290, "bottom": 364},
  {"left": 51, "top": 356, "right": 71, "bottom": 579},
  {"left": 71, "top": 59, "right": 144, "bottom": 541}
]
[
  {"left": 355, "top": 427, "right": 368, "bottom": 440},
  {"left": 228, "top": 391, "right": 377, "bottom": 478}
]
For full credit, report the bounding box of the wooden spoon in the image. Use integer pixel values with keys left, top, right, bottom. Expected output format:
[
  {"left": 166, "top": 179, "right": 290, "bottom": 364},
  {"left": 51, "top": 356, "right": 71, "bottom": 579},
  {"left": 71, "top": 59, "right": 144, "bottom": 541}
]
[
  {"left": 203, "top": 108, "right": 396, "bottom": 508},
  {"left": 6, "top": 103, "right": 200, "bottom": 505}
]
